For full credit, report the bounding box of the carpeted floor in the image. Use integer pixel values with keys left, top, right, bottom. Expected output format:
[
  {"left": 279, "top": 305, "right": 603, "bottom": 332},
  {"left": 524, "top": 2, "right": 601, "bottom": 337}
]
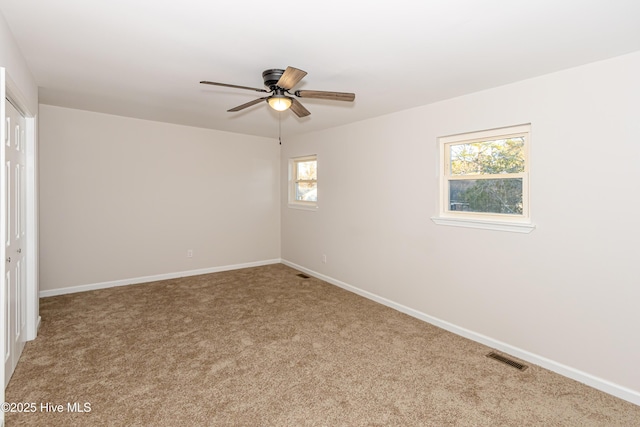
[{"left": 4, "top": 264, "right": 640, "bottom": 426}]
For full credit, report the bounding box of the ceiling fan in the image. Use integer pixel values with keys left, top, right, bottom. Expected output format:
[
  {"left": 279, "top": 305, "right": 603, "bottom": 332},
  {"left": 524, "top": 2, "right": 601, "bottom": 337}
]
[{"left": 200, "top": 66, "right": 355, "bottom": 117}]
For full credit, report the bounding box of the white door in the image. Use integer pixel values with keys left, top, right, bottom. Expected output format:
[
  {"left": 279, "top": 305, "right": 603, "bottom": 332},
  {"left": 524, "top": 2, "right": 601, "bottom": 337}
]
[{"left": 4, "top": 98, "right": 27, "bottom": 386}]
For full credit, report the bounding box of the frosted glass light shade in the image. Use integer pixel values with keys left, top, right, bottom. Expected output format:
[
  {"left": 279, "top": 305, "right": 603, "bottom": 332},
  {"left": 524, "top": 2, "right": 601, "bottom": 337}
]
[{"left": 268, "top": 96, "right": 292, "bottom": 111}]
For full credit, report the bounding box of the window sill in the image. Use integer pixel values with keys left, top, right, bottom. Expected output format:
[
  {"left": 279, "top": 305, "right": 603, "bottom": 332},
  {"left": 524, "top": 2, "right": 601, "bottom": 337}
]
[
  {"left": 288, "top": 203, "right": 318, "bottom": 212},
  {"left": 431, "top": 216, "right": 535, "bottom": 233}
]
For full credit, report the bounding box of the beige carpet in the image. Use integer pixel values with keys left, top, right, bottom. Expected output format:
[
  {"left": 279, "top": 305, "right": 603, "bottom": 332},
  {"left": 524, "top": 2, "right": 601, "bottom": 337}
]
[{"left": 5, "top": 264, "right": 640, "bottom": 426}]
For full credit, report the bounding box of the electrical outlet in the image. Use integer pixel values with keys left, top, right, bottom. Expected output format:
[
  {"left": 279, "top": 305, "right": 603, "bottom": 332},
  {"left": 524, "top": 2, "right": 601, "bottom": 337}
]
[
  {"left": 187, "top": 250, "right": 193, "bottom": 258},
  {"left": 322, "top": 254, "right": 327, "bottom": 264}
]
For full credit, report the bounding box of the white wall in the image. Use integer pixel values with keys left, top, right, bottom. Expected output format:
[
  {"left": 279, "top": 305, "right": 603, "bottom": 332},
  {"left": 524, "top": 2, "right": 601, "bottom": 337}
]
[
  {"left": 281, "top": 51, "right": 640, "bottom": 402},
  {"left": 39, "top": 105, "right": 280, "bottom": 291}
]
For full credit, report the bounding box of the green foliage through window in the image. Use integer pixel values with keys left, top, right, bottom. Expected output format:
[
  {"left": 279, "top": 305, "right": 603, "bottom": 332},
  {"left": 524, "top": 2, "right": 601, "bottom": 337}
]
[
  {"left": 449, "top": 178, "right": 523, "bottom": 214},
  {"left": 450, "top": 138, "right": 525, "bottom": 175}
]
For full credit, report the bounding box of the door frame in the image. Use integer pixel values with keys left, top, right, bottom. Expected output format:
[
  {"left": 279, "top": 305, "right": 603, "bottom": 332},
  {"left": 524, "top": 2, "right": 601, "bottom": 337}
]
[{"left": 1, "top": 67, "right": 39, "bottom": 415}]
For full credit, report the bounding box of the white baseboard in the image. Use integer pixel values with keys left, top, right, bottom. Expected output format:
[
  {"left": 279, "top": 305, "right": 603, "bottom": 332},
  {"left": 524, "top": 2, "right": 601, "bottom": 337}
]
[
  {"left": 39, "top": 259, "right": 282, "bottom": 298},
  {"left": 281, "top": 259, "right": 640, "bottom": 407}
]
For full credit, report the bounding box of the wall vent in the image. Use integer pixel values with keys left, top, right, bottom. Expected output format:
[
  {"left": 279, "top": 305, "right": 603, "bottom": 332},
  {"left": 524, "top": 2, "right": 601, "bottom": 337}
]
[
  {"left": 296, "top": 273, "right": 310, "bottom": 279},
  {"left": 486, "top": 352, "right": 528, "bottom": 371}
]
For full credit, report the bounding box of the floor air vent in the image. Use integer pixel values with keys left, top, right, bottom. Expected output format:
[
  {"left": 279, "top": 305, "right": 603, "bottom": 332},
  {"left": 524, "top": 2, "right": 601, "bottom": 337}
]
[
  {"left": 486, "top": 352, "right": 528, "bottom": 371},
  {"left": 296, "top": 273, "right": 310, "bottom": 279}
]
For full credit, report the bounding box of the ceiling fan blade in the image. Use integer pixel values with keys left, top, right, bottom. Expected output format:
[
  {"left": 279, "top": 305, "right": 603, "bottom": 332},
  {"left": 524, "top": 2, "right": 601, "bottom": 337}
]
[
  {"left": 295, "top": 90, "right": 355, "bottom": 102},
  {"left": 228, "top": 97, "right": 268, "bottom": 112},
  {"left": 290, "top": 98, "right": 311, "bottom": 118},
  {"left": 276, "top": 66, "right": 307, "bottom": 90},
  {"left": 200, "top": 81, "right": 268, "bottom": 93}
]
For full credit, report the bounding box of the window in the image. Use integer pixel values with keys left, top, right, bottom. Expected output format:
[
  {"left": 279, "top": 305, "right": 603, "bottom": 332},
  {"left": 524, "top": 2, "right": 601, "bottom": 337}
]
[
  {"left": 289, "top": 155, "right": 317, "bottom": 209},
  {"left": 432, "top": 124, "right": 534, "bottom": 233}
]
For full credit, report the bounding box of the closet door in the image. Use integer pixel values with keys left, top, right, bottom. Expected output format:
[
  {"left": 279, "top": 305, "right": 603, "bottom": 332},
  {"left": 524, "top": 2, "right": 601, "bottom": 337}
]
[{"left": 4, "top": 98, "right": 27, "bottom": 387}]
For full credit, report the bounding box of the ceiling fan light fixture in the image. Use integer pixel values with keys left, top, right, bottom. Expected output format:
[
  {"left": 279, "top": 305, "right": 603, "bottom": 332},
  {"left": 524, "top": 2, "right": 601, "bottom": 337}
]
[{"left": 268, "top": 95, "right": 292, "bottom": 112}]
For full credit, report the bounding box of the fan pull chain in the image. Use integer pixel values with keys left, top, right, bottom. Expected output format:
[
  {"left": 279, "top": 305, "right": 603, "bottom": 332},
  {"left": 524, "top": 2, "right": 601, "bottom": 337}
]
[{"left": 279, "top": 112, "right": 282, "bottom": 145}]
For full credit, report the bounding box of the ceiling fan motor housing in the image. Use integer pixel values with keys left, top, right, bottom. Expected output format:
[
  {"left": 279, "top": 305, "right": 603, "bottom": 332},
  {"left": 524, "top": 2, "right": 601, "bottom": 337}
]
[{"left": 262, "top": 69, "right": 285, "bottom": 89}]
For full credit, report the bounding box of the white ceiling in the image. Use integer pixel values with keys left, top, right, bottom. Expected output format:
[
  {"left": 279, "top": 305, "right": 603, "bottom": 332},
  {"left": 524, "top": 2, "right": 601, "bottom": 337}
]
[{"left": 1, "top": 0, "right": 640, "bottom": 139}]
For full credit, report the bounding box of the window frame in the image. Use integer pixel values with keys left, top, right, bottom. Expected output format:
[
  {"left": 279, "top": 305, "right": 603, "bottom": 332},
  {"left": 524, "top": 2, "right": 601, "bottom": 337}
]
[
  {"left": 432, "top": 124, "right": 535, "bottom": 233},
  {"left": 288, "top": 154, "right": 318, "bottom": 210}
]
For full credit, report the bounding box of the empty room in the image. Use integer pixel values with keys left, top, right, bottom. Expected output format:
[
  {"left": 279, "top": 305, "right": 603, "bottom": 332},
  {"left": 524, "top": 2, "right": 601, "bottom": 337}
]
[{"left": 1, "top": 1, "right": 640, "bottom": 425}]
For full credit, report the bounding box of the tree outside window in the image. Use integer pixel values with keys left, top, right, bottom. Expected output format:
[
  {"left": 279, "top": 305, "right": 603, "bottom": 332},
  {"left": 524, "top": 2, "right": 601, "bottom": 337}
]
[
  {"left": 448, "top": 137, "right": 525, "bottom": 215},
  {"left": 439, "top": 124, "right": 530, "bottom": 222}
]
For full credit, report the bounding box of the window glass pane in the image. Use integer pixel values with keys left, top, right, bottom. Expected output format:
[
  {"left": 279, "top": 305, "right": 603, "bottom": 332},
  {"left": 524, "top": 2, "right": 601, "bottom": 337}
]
[
  {"left": 449, "top": 137, "right": 525, "bottom": 175},
  {"left": 295, "top": 182, "right": 317, "bottom": 202},
  {"left": 296, "top": 161, "right": 317, "bottom": 180},
  {"left": 449, "top": 178, "right": 523, "bottom": 214}
]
